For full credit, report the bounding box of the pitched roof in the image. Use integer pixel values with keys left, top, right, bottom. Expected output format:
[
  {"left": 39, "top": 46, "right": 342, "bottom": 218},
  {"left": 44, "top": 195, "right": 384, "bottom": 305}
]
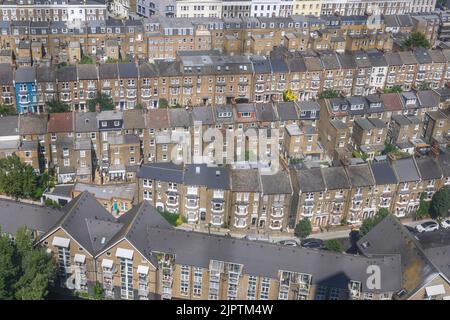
[
  {"left": 358, "top": 215, "right": 439, "bottom": 299},
  {"left": 260, "top": 170, "right": 292, "bottom": 195},
  {"left": 391, "top": 157, "right": 420, "bottom": 182},
  {"left": 322, "top": 166, "right": 350, "bottom": 190},
  {"left": 19, "top": 114, "right": 48, "bottom": 135},
  {"left": 137, "top": 162, "right": 184, "bottom": 183},
  {"left": 75, "top": 112, "right": 97, "bottom": 132},
  {"left": 191, "top": 106, "right": 215, "bottom": 125},
  {"left": 230, "top": 169, "right": 261, "bottom": 192},
  {"left": 415, "top": 157, "right": 443, "bottom": 180},
  {"left": 0, "top": 199, "right": 65, "bottom": 235},
  {"left": 123, "top": 109, "right": 146, "bottom": 129},
  {"left": 147, "top": 226, "right": 401, "bottom": 292},
  {"left": 370, "top": 161, "right": 398, "bottom": 185},
  {"left": 0, "top": 115, "right": 19, "bottom": 136},
  {"left": 49, "top": 192, "right": 123, "bottom": 255},
  {"left": 184, "top": 164, "right": 230, "bottom": 189},
  {"left": 47, "top": 112, "right": 74, "bottom": 133},
  {"left": 296, "top": 167, "right": 326, "bottom": 193},
  {"left": 147, "top": 108, "right": 169, "bottom": 129},
  {"left": 0, "top": 64, "right": 13, "bottom": 85},
  {"left": 345, "top": 164, "right": 375, "bottom": 187}
]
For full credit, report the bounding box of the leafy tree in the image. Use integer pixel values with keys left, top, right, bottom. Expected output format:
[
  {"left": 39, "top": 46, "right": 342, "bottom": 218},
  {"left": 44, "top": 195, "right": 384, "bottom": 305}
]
[
  {"left": 324, "top": 239, "right": 343, "bottom": 253},
  {"left": 0, "top": 104, "right": 17, "bottom": 116},
  {"left": 46, "top": 100, "right": 70, "bottom": 113},
  {"left": 429, "top": 186, "right": 450, "bottom": 220},
  {"left": 359, "top": 208, "right": 390, "bottom": 238},
  {"left": 418, "top": 82, "right": 431, "bottom": 91},
  {"left": 0, "top": 227, "right": 55, "bottom": 300},
  {"left": 0, "top": 155, "right": 51, "bottom": 200},
  {"left": 105, "top": 57, "right": 117, "bottom": 64},
  {"left": 93, "top": 281, "right": 104, "bottom": 300},
  {"left": 80, "top": 55, "right": 94, "bottom": 64},
  {"left": 44, "top": 198, "right": 61, "bottom": 209},
  {"left": 282, "top": 89, "right": 297, "bottom": 102},
  {"left": 159, "top": 98, "right": 169, "bottom": 108},
  {"left": 318, "top": 89, "right": 340, "bottom": 99},
  {"left": 295, "top": 218, "right": 312, "bottom": 239},
  {"left": 0, "top": 231, "right": 19, "bottom": 299},
  {"left": 88, "top": 92, "right": 114, "bottom": 112},
  {"left": 403, "top": 32, "right": 430, "bottom": 50},
  {"left": 383, "top": 142, "right": 398, "bottom": 154},
  {"left": 135, "top": 103, "right": 144, "bottom": 110},
  {"left": 413, "top": 192, "right": 430, "bottom": 220},
  {"left": 383, "top": 86, "right": 403, "bottom": 93}
]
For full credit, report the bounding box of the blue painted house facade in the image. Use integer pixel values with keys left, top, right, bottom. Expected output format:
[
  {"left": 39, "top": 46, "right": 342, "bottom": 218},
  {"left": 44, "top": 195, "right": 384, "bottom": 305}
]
[{"left": 14, "top": 66, "right": 39, "bottom": 114}]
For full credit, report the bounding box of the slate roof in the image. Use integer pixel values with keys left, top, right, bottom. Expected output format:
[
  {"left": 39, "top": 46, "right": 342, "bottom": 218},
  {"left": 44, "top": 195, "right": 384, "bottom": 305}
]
[
  {"left": 358, "top": 215, "right": 439, "bottom": 299},
  {"left": 0, "top": 64, "right": 13, "bottom": 85},
  {"left": 275, "top": 102, "right": 298, "bottom": 121},
  {"left": 48, "top": 192, "right": 123, "bottom": 255},
  {"left": 345, "top": 164, "right": 375, "bottom": 187},
  {"left": 391, "top": 157, "right": 420, "bottom": 183},
  {"left": 184, "top": 164, "right": 230, "bottom": 189},
  {"left": 57, "top": 65, "right": 77, "bottom": 82},
  {"left": 146, "top": 227, "right": 401, "bottom": 292},
  {"left": 255, "top": 103, "right": 277, "bottom": 122},
  {"left": 0, "top": 199, "right": 65, "bottom": 235},
  {"left": 260, "top": 170, "right": 292, "bottom": 195},
  {"left": 137, "top": 162, "right": 184, "bottom": 183},
  {"left": 415, "top": 157, "right": 443, "bottom": 180},
  {"left": 0, "top": 115, "right": 19, "bottom": 136},
  {"left": 36, "top": 65, "right": 56, "bottom": 82},
  {"left": 77, "top": 64, "right": 99, "bottom": 80},
  {"left": 296, "top": 167, "right": 325, "bottom": 193},
  {"left": 437, "top": 152, "right": 450, "bottom": 177},
  {"left": 169, "top": 108, "right": 191, "bottom": 128},
  {"left": 75, "top": 112, "right": 98, "bottom": 132},
  {"left": 123, "top": 109, "right": 146, "bottom": 129},
  {"left": 322, "top": 166, "right": 350, "bottom": 190},
  {"left": 370, "top": 161, "right": 398, "bottom": 185},
  {"left": 19, "top": 114, "right": 48, "bottom": 135},
  {"left": 15, "top": 66, "right": 36, "bottom": 83},
  {"left": 191, "top": 106, "right": 215, "bottom": 125},
  {"left": 230, "top": 169, "right": 261, "bottom": 192}
]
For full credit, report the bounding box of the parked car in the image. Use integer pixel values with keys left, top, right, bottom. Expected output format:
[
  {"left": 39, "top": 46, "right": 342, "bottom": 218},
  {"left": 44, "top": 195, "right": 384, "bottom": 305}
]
[
  {"left": 441, "top": 218, "right": 450, "bottom": 229},
  {"left": 416, "top": 221, "right": 439, "bottom": 233},
  {"left": 277, "top": 239, "right": 298, "bottom": 247},
  {"left": 300, "top": 238, "right": 324, "bottom": 249}
]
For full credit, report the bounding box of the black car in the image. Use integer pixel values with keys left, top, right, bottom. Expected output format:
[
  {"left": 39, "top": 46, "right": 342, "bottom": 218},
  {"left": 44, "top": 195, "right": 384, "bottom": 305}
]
[{"left": 300, "top": 238, "right": 324, "bottom": 249}]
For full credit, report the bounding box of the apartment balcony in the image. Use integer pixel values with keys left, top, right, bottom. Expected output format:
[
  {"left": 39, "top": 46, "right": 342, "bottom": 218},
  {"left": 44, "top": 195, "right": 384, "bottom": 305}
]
[
  {"left": 271, "top": 208, "right": 284, "bottom": 218},
  {"left": 235, "top": 206, "right": 248, "bottom": 217},
  {"left": 301, "top": 210, "right": 314, "bottom": 218},
  {"left": 166, "top": 200, "right": 179, "bottom": 207},
  {"left": 211, "top": 205, "right": 224, "bottom": 214}
]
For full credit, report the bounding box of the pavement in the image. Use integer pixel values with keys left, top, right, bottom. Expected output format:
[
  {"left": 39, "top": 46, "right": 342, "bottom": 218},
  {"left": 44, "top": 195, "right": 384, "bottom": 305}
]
[{"left": 177, "top": 217, "right": 436, "bottom": 245}]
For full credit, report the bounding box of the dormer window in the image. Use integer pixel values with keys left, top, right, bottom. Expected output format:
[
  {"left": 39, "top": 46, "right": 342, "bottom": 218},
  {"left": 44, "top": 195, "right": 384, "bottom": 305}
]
[
  {"left": 240, "top": 112, "right": 251, "bottom": 118},
  {"left": 406, "top": 99, "right": 416, "bottom": 105},
  {"left": 101, "top": 121, "right": 107, "bottom": 127},
  {"left": 218, "top": 112, "right": 231, "bottom": 118},
  {"left": 114, "top": 121, "right": 120, "bottom": 126}
]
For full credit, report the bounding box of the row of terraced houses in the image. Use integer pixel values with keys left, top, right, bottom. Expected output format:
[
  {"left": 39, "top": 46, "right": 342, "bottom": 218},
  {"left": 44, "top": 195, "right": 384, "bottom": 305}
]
[{"left": 4, "top": 47, "right": 450, "bottom": 114}]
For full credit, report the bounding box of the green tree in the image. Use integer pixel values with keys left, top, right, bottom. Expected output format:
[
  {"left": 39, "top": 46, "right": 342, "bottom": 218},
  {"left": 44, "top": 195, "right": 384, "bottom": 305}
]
[
  {"left": 105, "top": 57, "right": 117, "bottom": 64},
  {"left": 80, "top": 55, "right": 94, "bottom": 64},
  {"left": 0, "top": 104, "right": 17, "bottom": 116},
  {"left": 383, "top": 85, "right": 403, "bottom": 93},
  {"left": 413, "top": 192, "right": 430, "bottom": 220},
  {"left": 135, "top": 103, "right": 144, "bottom": 110},
  {"left": 159, "top": 98, "right": 169, "bottom": 108},
  {"left": 418, "top": 82, "right": 431, "bottom": 91},
  {"left": 0, "top": 227, "right": 55, "bottom": 300},
  {"left": 0, "top": 155, "right": 51, "bottom": 200},
  {"left": 46, "top": 100, "right": 70, "bottom": 113},
  {"left": 282, "top": 89, "right": 297, "bottom": 102},
  {"left": 403, "top": 32, "right": 430, "bottom": 50},
  {"left": 359, "top": 208, "right": 390, "bottom": 238},
  {"left": 324, "top": 239, "right": 343, "bottom": 253},
  {"left": 318, "top": 89, "right": 340, "bottom": 99},
  {"left": 0, "top": 231, "right": 19, "bottom": 299},
  {"left": 383, "top": 142, "right": 398, "bottom": 154},
  {"left": 93, "top": 281, "right": 104, "bottom": 300},
  {"left": 88, "top": 92, "right": 114, "bottom": 112},
  {"left": 294, "top": 218, "right": 312, "bottom": 239},
  {"left": 429, "top": 186, "right": 450, "bottom": 220}
]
